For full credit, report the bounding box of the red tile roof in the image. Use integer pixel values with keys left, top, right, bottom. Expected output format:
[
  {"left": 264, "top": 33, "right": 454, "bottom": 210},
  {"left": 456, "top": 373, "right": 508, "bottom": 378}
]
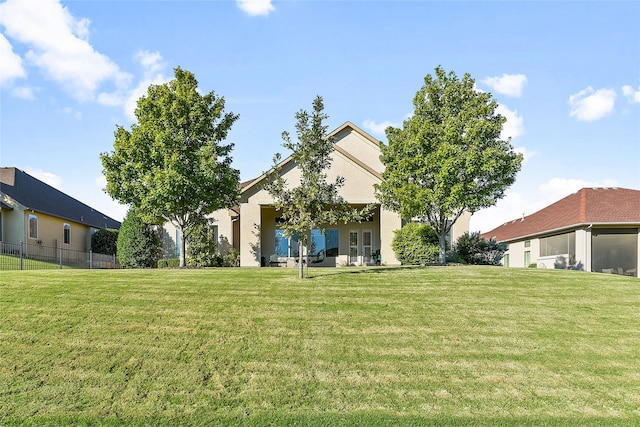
[{"left": 482, "top": 187, "right": 640, "bottom": 242}]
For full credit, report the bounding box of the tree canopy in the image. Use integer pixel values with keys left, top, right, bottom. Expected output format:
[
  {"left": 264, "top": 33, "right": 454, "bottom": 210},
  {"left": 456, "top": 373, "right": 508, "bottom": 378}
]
[
  {"left": 376, "top": 66, "right": 523, "bottom": 263},
  {"left": 263, "top": 96, "right": 370, "bottom": 278},
  {"left": 100, "top": 67, "right": 240, "bottom": 267}
]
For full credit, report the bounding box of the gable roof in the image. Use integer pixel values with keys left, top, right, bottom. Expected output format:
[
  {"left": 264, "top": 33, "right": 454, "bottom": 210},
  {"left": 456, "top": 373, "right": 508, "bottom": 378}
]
[
  {"left": 240, "top": 121, "right": 383, "bottom": 195},
  {"left": 0, "top": 167, "right": 121, "bottom": 229},
  {"left": 483, "top": 187, "right": 640, "bottom": 242}
]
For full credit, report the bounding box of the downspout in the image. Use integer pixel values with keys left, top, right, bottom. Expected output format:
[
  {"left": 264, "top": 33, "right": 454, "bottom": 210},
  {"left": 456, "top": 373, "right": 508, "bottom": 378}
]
[{"left": 585, "top": 224, "right": 592, "bottom": 272}]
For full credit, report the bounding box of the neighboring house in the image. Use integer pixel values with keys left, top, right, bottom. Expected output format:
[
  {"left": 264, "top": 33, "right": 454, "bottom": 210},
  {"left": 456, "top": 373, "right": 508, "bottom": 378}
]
[
  {"left": 0, "top": 167, "right": 121, "bottom": 254},
  {"left": 176, "top": 122, "right": 470, "bottom": 267},
  {"left": 482, "top": 187, "right": 640, "bottom": 277}
]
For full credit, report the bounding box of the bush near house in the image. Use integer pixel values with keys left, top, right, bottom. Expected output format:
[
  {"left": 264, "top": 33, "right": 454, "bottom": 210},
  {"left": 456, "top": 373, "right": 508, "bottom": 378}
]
[
  {"left": 392, "top": 222, "right": 440, "bottom": 265},
  {"left": 91, "top": 228, "right": 119, "bottom": 255},
  {"left": 117, "top": 209, "right": 162, "bottom": 269},
  {"left": 454, "top": 231, "right": 507, "bottom": 265}
]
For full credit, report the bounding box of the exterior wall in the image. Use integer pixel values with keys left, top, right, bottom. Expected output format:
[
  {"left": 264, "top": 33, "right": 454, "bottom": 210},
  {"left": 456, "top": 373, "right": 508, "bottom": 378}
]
[
  {"left": 451, "top": 211, "right": 472, "bottom": 243},
  {"left": 239, "top": 200, "right": 263, "bottom": 267},
  {"left": 1, "top": 207, "right": 25, "bottom": 244},
  {"left": 503, "top": 238, "right": 541, "bottom": 268},
  {"left": 161, "top": 209, "right": 238, "bottom": 260},
  {"left": 575, "top": 228, "right": 590, "bottom": 272},
  {"left": 22, "top": 211, "right": 93, "bottom": 252},
  {"left": 380, "top": 207, "right": 401, "bottom": 265},
  {"left": 333, "top": 128, "right": 384, "bottom": 174},
  {"left": 212, "top": 208, "right": 237, "bottom": 255}
]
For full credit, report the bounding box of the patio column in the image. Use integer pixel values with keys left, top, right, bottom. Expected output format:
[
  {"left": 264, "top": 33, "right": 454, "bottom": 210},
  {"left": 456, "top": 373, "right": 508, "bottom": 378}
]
[
  {"left": 380, "top": 207, "right": 401, "bottom": 265},
  {"left": 239, "top": 202, "right": 262, "bottom": 267}
]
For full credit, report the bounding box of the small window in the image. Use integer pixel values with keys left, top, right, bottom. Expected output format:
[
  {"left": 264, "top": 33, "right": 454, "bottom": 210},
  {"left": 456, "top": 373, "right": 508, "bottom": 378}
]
[
  {"left": 524, "top": 240, "right": 531, "bottom": 248},
  {"left": 63, "top": 223, "right": 71, "bottom": 244},
  {"left": 29, "top": 214, "right": 38, "bottom": 239}
]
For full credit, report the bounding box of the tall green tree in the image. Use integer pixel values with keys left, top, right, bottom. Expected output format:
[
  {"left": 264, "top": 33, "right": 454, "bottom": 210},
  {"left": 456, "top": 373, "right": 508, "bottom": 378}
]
[
  {"left": 263, "top": 96, "right": 370, "bottom": 279},
  {"left": 100, "top": 67, "right": 240, "bottom": 267},
  {"left": 376, "top": 66, "right": 523, "bottom": 264}
]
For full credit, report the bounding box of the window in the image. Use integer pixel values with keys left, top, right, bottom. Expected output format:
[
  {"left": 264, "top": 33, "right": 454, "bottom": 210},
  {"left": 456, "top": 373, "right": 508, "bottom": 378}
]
[
  {"left": 540, "top": 232, "right": 575, "bottom": 257},
  {"left": 63, "top": 223, "right": 71, "bottom": 244},
  {"left": 275, "top": 229, "right": 299, "bottom": 257},
  {"left": 29, "top": 214, "right": 38, "bottom": 239},
  {"left": 524, "top": 250, "right": 530, "bottom": 266},
  {"left": 275, "top": 229, "right": 338, "bottom": 257},
  {"left": 524, "top": 240, "right": 531, "bottom": 248},
  {"left": 504, "top": 254, "right": 509, "bottom": 267},
  {"left": 310, "top": 229, "right": 339, "bottom": 256},
  {"left": 592, "top": 229, "right": 638, "bottom": 276}
]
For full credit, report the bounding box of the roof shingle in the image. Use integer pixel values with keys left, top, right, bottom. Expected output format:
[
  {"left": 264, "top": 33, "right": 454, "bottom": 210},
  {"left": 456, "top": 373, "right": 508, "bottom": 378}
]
[
  {"left": 0, "top": 167, "right": 121, "bottom": 229},
  {"left": 482, "top": 187, "right": 640, "bottom": 242}
]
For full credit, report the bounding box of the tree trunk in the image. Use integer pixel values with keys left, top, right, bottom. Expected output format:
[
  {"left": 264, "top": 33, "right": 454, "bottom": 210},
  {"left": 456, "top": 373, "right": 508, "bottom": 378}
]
[
  {"left": 180, "top": 226, "right": 187, "bottom": 268},
  {"left": 438, "top": 233, "right": 447, "bottom": 265},
  {"left": 298, "top": 238, "right": 304, "bottom": 279}
]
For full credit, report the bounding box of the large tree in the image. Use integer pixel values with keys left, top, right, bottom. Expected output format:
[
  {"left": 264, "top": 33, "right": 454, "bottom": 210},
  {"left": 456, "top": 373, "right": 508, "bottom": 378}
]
[
  {"left": 101, "top": 67, "right": 240, "bottom": 267},
  {"left": 376, "top": 66, "right": 523, "bottom": 264},
  {"left": 263, "top": 96, "right": 370, "bottom": 279}
]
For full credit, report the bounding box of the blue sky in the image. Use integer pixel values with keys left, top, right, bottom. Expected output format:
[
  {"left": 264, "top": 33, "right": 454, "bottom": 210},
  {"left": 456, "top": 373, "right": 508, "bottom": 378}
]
[{"left": 1, "top": 0, "right": 639, "bottom": 233}]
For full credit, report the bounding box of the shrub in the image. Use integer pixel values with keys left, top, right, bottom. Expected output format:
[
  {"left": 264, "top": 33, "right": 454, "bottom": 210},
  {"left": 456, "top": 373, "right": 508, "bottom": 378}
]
[
  {"left": 158, "top": 258, "right": 180, "bottom": 268},
  {"left": 392, "top": 223, "right": 440, "bottom": 265},
  {"left": 223, "top": 249, "right": 240, "bottom": 267},
  {"left": 186, "top": 217, "right": 220, "bottom": 267},
  {"left": 454, "top": 232, "right": 506, "bottom": 265},
  {"left": 117, "top": 208, "right": 162, "bottom": 269},
  {"left": 91, "top": 228, "right": 118, "bottom": 255}
]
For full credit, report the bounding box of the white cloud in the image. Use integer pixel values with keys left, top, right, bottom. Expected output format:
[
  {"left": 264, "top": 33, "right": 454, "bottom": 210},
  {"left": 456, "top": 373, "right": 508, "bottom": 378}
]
[
  {"left": 538, "top": 177, "right": 619, "bottom": 201},
  {"left": 513, "top": 146, "right": 536, "bottom": 165},
  {"left": 568, "top": 86, "right": 616, "bottom": 121},
  {"left": 622, "top": 85, "right": 640, "bottom": 104},
  {"left": 97, "top": 50, "right": 169, "bottom": 120},
  {"left": 496, "top": 104, "right": 524, "bottom": 140},
  {"left": 362, "top": 119, "right": 399, "bottom": 136},
  {"left": 95, "top": 175, "right": 128, "bottom": 221},
  {"left": 236, "top": 0, "right": 275, "bottom": 16},
  {"left": 482, "top": 74, "right": 527, "bottom": 97},
  {"left": 0, "top": 0, "right": 131, "bottom": 101},
  {"left": 11, "top": 86, "right": 35, "bottom": 99},
  {"left": 0, "top": 33, "right": 26, "bottom": 85},
  {"left": 25, "top": 167, "right": 63, "bottom": 190}
]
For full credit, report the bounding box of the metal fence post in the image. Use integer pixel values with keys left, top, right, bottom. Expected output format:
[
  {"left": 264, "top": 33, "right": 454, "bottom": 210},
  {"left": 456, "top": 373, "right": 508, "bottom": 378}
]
[
  {"left": 90, "top": 250, "right": 93, "bottom": 270},
  {"left": 20, "top": 241, "right": 24, "bottom": 270},
  {"left": 59, "top": 247, "right": 63, "bottom": 269}
]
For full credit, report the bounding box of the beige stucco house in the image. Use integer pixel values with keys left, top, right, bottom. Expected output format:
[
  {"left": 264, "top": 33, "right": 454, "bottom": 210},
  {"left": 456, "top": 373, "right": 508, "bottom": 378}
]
[
  {"left": 166, "top": 122, "right": 470, "bottom": 267},
  {"left": 482, "top": 187, "right": 640, "bottom": 277}
]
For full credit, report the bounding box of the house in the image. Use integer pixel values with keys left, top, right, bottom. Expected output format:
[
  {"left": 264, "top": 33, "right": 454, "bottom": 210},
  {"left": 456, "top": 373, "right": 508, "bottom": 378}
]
[
  {"left": 0, "top": 167, "right": 121, "bottom": 254},
  {"left": 482, "top": 187, "right": 640, "bottom": 277},
  {"left": 179, "top": 122, "right": 470, "bottom": 267}
]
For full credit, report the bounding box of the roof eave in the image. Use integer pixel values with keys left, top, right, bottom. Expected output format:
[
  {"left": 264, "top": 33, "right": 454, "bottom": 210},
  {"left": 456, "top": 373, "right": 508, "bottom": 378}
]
[{"left": 494, "top": 221, "right": 640, "bottom": 243}]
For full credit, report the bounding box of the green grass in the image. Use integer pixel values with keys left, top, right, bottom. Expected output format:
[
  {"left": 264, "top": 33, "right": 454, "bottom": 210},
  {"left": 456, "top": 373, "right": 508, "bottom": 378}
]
[
  {"left": 1, "top": 266, "right": 639, "bottom": 426},
  {"left": 0, "top": 254, "right": 77, "bottom": 270}
]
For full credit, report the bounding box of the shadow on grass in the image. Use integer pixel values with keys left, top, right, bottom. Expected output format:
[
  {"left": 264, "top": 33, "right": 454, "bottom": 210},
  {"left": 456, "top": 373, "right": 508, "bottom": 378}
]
[{"left": 306, "top": 265, "right": 427, "bottom": 279}]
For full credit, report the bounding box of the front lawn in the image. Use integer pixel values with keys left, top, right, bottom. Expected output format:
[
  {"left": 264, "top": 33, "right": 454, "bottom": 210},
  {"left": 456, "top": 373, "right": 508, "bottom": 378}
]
[{"left": 0, "top": 266, "right": 638, "bottom": 426}]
